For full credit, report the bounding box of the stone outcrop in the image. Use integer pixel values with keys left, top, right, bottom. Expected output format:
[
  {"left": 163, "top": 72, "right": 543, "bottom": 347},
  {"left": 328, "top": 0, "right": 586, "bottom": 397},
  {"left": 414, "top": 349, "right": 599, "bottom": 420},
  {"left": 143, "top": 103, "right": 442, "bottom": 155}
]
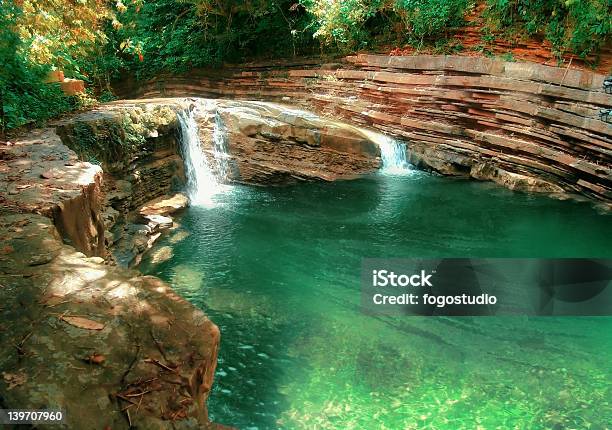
[
  {"left": 114, "top": 54, "right": 612, "bottom": 202},
  {"left": 0, "top": 111, "right": 226, "bottom": 428},
  {"left": 192, "top": 100, "right": 381, "bottom": 184},
  {"left": 0, "top": 128, "right": 105, "bottom": 257},
  {"left": 55, "top": 100, "right": 189, "bottom": 266},
  {"left": 0, "top": 214, "right": 220, "bottom": 429}
]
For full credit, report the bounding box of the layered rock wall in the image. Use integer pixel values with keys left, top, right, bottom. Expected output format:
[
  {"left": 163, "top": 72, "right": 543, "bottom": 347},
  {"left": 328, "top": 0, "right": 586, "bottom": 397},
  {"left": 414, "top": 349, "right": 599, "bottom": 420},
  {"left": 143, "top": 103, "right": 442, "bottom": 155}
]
[
  {"left": 191, "top": 100, "right": 381, "bottom": 184},
  {"left": 115, "top": 55, "right": 612, "bottom": 201},
  {"left": 56, "top": 101, "right": 186, "bottom": 213},
  {"left": 55, "top": 100, "right": 189, "bottom": 265}
]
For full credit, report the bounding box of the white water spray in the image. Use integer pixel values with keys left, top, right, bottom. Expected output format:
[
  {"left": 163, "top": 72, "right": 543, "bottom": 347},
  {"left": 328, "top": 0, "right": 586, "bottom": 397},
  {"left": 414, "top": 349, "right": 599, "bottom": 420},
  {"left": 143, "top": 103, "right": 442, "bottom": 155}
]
[
  {"left": 378, "top": 135, "right": 410, "bottom": 173},
  {"left": 177, "top": 104, "right": 230, "bottom": 207},
  {"left": 211, "top": 113, "right": 231, "bottom": 182},
  {"left": 360, "top": 128, "right": 411, "bottom": 174}
]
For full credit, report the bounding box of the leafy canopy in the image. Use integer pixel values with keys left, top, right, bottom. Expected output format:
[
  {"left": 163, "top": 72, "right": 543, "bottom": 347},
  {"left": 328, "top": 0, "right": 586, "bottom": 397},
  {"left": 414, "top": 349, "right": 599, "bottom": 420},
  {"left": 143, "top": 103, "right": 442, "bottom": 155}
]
[{"left": 2, "top": 0, "right": 610, "bottom": 130}]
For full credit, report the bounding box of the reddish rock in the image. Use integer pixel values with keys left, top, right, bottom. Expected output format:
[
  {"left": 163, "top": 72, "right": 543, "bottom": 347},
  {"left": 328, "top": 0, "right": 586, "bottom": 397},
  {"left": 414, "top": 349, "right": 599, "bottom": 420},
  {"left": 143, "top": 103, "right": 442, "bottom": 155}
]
[
  {"left": 60, "top": 78, "right": 85, "bottom": 95},
  {"left": 45, "top": 70, "right": 64, "bottom": 83},
  {"left": 111, "top": 54, "right": 612, "bottom": 202}
]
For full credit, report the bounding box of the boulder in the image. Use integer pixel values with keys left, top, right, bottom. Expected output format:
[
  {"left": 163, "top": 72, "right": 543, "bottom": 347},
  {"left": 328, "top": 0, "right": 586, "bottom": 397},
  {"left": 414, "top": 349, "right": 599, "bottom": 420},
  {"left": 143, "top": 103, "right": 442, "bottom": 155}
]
[{"left": 140, "top": 193, "right": 189, "bottom": 216}]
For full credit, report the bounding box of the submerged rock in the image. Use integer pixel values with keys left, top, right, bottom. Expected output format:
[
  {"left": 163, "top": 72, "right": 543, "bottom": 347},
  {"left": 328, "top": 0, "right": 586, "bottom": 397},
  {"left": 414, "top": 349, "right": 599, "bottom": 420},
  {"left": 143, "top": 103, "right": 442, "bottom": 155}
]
[{"left": 150, "top": 245, "right": 174, "bottom": 264}]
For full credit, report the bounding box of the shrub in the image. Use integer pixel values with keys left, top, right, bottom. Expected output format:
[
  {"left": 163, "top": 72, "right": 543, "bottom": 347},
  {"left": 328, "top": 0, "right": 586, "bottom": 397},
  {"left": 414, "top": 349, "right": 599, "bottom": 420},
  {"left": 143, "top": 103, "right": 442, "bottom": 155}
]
[
  {"left": 484, "top": 0, "right": 612, "bottom": 60},
  {"left": 299, "top": 0, "right": 472, "bottom": 50}
]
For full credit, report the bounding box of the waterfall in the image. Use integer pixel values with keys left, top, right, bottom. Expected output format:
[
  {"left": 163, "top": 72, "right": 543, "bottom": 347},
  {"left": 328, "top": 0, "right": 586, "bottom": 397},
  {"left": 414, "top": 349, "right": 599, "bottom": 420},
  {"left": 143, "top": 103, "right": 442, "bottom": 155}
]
[
  {"left": 358, "top": 127, "right": 411, "bottom": 174},
  {"left": 211, "top": 112, "right": 231, "bottom": 182},
  {"left": 376, "top": 135, "right": 411, "bottom": 174},
  {"left": 177, "top": 104, "right": 230, "bottom": 207}
]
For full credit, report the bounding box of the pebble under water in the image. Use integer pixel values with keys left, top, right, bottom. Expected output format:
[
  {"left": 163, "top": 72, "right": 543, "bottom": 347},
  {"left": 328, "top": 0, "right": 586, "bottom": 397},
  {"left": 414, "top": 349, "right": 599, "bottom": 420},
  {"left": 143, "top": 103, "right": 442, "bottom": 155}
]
[{"left": 142, "top": 172, "right": 612, "bottom": 429}]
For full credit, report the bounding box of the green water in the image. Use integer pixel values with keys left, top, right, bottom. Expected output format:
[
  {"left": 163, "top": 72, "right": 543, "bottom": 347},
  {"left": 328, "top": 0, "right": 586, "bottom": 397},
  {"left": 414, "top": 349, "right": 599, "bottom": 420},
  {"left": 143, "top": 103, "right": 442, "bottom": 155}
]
[{"left": 142, "top": 172, "right": 612, "bottom": 430}]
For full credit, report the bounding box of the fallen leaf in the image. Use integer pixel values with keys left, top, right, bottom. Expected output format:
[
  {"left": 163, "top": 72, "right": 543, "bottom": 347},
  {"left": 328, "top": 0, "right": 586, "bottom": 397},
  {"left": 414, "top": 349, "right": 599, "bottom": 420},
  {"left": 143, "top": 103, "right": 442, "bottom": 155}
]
[
  {"left": 61, "top": 315, "right": 105, "bottom": 330},
  {"left": 0, "top": 245, "right": 14, "bottom": 254},
  {"left": 41, "top": 294, "right": 66, "bottom": 306},
  {"left": 84, "top": 353, "right": 106, "bottom": 365},
  {"left": 2, "top": 371, "right": 27, "bottom": 389}
]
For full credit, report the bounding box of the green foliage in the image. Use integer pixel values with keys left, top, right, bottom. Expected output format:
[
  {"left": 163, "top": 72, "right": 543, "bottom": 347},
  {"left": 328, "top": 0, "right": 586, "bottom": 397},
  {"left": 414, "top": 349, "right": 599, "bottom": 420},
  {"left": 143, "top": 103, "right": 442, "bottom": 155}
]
[
  {"left": 1, "top": 76, "right": 72, "bottom": 130},
  {"left": 99, "top": 90, "right": 118, "bottom": 103},
  {"left": 67, "top": 116, "right": 144, "bottom": 169},
  {"left": 106, "top": 0, "right": 314, "bottom": 79},
  {"left": 2, "top": 0, "right": 610, "bottom": 130},
  {"left": 299, "top": 0, "right": 472, "bottom": 50},
  {"left": 0, "top": 0, "right": 114, "bottom": 131},
  {"left": 298, "top": 0, "right": 382, "bottom": 50},
  {"left": 0, "top": 2, "right": 70, "bottom": 131},
  {"left": 395, "top": 0, "right": 472, "bottom": 43},
  {"left": 484, "top": 0, "right": 612, "bottom": 60}
]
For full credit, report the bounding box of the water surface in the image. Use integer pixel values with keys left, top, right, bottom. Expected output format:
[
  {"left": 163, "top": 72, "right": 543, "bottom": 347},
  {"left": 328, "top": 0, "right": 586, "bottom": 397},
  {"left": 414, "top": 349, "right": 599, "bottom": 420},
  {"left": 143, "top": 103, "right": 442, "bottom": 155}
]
[{"left": 143, "top": 173, "right": 611, "bottom": 429}]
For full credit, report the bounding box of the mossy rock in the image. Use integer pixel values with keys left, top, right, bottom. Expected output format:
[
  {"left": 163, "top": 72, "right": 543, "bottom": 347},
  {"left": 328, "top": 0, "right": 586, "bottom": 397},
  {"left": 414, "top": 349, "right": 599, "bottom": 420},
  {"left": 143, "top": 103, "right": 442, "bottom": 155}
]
[{"left": 56, "top": 105, "right": 180, "bottom": 174}]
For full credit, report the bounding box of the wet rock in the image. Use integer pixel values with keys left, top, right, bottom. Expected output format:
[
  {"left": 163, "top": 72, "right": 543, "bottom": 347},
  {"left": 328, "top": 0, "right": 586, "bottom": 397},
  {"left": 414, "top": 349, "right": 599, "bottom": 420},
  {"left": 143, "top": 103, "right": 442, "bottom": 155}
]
[
  {"left": 193, "top": 100, "right": 381, "bottom": 185},
  {"left": 470, "top": 162, "right": 565, "bottom": 193},
  {"left": 145, "top": 214, "right": 174, "bottom": 231},
  {"left": 140, "top": 193, "right": 189, "bottom": 216}
]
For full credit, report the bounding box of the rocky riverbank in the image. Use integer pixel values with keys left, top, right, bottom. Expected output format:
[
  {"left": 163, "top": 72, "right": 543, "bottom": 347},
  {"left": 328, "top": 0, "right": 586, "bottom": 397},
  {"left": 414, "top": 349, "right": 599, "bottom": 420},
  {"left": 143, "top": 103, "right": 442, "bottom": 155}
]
[
  {"left": 0, "top": 100, "right": 225, "bottom": 429},
  {"left": 1, "top": 86, "right": 609, "bottom": 427}
]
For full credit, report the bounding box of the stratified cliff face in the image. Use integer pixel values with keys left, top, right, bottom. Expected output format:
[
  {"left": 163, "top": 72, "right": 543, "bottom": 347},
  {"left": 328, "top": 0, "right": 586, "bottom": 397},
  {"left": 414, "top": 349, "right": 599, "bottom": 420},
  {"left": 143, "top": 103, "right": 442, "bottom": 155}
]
[
  {"left": 55, "top": 100, "right": 189, "bottom": 266},
  {"left": 114, "top": 55, "right": 612, "bottom": 202},
  {"left": 191, "top": 100, "right": 381, "bottom": 184}
]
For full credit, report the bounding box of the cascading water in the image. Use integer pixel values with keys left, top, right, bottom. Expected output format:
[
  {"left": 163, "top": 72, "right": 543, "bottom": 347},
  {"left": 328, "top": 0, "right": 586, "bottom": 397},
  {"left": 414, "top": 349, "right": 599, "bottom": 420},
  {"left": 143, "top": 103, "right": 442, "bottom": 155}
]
[
  {"left": 360, "top": 128, "right": 411, "bottom": 174},
  {"left": 177, "top": 103, "right": 230, "bottom": 207},
  {"left": 377, "top": 135, "right": 411, "bottom": 174},
  {"left": 211, "top": 112, "right": 231, "bottom": 182}
]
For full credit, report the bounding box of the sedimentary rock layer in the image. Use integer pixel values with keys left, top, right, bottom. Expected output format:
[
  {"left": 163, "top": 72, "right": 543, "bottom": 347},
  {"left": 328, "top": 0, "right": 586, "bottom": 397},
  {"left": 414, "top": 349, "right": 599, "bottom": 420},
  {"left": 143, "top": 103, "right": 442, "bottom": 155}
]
[
  {"left": 192, "top": 100, "right": 381, "bottom": 184},
  {"left": 114, "top": 55, "right": 612, "bottom": 201},
  {"left": 55, "top": 100, "right": 189, "bottom": 266}
]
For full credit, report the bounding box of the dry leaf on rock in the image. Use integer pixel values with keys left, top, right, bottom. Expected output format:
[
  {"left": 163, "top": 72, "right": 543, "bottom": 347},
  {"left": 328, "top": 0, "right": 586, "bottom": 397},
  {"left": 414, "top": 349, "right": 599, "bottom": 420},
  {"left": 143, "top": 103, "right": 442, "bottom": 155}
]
[
  {"left": 0, "top": 245, "right": 14, "bottom": 254},
  {"left": 61, "top": 315, "right": 105, "bottom": 330},
  {"left": 84, "top": 353, "right": 106, "bottom": 365},
  {"left": 2, "top": 371, "right": 27, "bottom": 389}
]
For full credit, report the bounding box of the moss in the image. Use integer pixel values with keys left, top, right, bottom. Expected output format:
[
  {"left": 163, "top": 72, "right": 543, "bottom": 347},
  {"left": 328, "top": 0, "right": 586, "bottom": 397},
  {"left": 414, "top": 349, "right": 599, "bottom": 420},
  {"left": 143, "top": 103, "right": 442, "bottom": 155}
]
[
  {"left": 61, "top": 105, "right": 179, "bottom": 173},
  {"left": 67, "top": 114, "right": 145, "bottom": 173}
]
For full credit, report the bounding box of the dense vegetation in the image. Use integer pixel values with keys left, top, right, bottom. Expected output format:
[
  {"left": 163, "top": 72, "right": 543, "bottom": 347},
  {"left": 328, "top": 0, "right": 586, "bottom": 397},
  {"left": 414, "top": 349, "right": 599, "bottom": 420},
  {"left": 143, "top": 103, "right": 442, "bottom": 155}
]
[{"left": 1, "top": 0, "right": 611, "bottom": 132}]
